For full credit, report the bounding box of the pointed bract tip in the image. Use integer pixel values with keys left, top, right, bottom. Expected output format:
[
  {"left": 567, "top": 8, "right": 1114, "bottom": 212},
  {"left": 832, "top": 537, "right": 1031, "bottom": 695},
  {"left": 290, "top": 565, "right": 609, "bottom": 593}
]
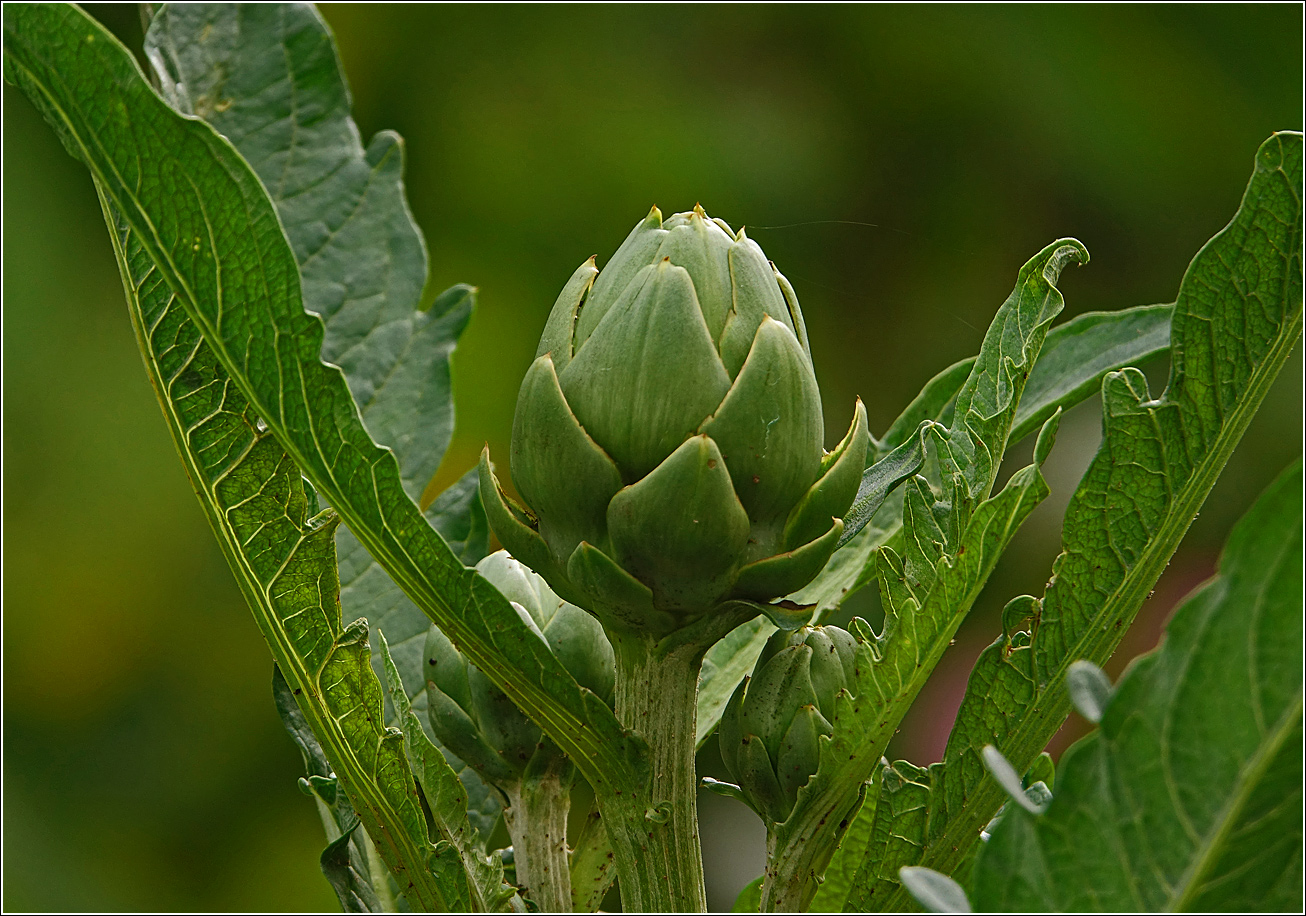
[{"left": 646, "top": 204, "right": 663, "bottom": 226}]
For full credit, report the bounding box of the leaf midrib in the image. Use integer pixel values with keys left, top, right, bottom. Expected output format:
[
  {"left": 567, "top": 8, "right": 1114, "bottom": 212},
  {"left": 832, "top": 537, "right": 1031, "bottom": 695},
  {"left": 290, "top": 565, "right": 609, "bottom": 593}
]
[
  {"left": 1167, "top": 692, "right": 1304, "bottom": 912},
  {"left": 768, "top": 465, "right": 1046, "bottom": 908},
  {"left": 97, "top": 192, "right": 451, "bottom": 911},
  {"left": 8, "top": 25, "right": 636, "bottom": 796},
  {"left": 887, "top": 302, "right": 1304, "bottom": 910}
]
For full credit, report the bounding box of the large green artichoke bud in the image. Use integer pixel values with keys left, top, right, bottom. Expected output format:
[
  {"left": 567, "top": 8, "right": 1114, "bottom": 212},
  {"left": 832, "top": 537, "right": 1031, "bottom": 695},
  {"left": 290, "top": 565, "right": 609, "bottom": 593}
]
[
  {"left": 719, "top": 625, "right": 858, "bottom": 823},
  {"left": 480, "top": 205, "right": 870, "bottom": 637},
  {"left": 425, "top": 550, "right": 615, "bottom": 787}
]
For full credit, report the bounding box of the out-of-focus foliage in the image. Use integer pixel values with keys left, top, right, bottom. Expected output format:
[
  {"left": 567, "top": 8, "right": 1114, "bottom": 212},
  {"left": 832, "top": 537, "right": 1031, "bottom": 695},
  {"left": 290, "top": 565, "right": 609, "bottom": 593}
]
[{"left": 3, "top": 4, "right": 1299, "bottom": 910}]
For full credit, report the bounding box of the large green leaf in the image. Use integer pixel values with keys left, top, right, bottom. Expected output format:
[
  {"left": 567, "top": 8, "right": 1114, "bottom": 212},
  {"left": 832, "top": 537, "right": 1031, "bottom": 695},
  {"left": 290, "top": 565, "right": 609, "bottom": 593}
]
[
  {"left": 700, "top": 261, "right": 1161, "bottom": 767},
  {"left": 850, "top": 130, "right": 1303, "bottom": 911},
  {"left": 86, "top": 181, "right": 460, "bottom": 908},
  {"left": 141, "top": 1, "right": 503, "bottom": 847},
  {"left": 704, "top": 281, "right": 1173, "bottom": 913},
  {"left": 144, "top": 2, "right": 467, "bottom": 505},
  {"left": 971, "top": 461, "right": 1303, "bottom": 911},
  {"left": 274, "top": 666, "right": 385, "bottom": 913},
  {"left": 761, "top": 419, "right": 1057, "bottom": 910},
  {"left": 380, "top": 636, "right": 518, "bottom": 912},
  {"left": 142, "top": 2, "right": 492, "bottom": 738},
  {"left": 2, "top": 3, "right": 641, "bottom": 812},
  {"left": 758, "top": 236, "right": 1085, "bottom": 909},
  {"left": 801, "top": 298, "right": 1167, "bottom": 656},
  {"left": 875, "top": 302, "right": 1172, "bottom": 460}
]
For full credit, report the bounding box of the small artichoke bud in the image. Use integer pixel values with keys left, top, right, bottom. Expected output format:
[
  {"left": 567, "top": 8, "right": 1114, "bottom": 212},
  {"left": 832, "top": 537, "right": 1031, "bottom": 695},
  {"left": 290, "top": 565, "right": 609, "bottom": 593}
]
[
  {"left": 480, "top": 206, "right": 870, "bottom": 638},
  {"left": 719, "top": 625, "right": 858, "bottom": 823},
  {"left": 425, "top": 551, "right": 615, "bottom": 788}
]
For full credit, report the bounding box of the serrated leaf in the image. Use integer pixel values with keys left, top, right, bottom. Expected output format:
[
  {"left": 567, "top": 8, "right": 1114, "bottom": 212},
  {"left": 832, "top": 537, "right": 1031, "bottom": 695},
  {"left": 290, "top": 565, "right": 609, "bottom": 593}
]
[
  {"left": 321, "top": 826, "right": 386, "bottom": 914},
  {"left": 142, "top": 7, "right": 494, "bottom": 785},
  {"left": 380, "top": 635, "right": 517, "bottom": 912},
  {"left": 759, "top": 240, "right": 1085, "bottom": 909},
  {"left": 806, "top": 773, "right": 878, "bottom": 912},
  {"left": 935, "top": 239, "right": 1087, "bottom": 511},
  {"left": 275, "top": 666, "right": 384, "bottom": 912},
  {"left": 763, "top": 431, "right": 1055, "bottom": 910},
  {"left": 850, "top": 131, "right": 1303, "bottom": 911},
  {"left": 814, "top": 301, "right": 1172, "bottom": 630},
  {"left": 808, "top": 241, "right": 1095, "bottom": 645},
  {"left": 972, "top": 462, "right": 1303, "bottom": 912},
  {"left": 83, "top": 167, "right": 456, "bottom": 908},
  {"left": 2, "top": 3, "right": 642, "bottom": 819},
  {"left": 144, "top": 2, "right": 466, "bottom": 504}
]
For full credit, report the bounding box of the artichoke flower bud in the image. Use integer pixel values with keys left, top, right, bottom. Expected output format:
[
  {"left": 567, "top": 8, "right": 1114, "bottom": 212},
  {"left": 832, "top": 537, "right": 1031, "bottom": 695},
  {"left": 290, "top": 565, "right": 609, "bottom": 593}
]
[
  {"left": 425, "top": 551, "right": 615, "bottom": 788},
  {"left": 719, "top": 625, "right": 858, "bottom": 823},
  {"left": 480, "top": 205, "right": 870, "bottom": 638}
]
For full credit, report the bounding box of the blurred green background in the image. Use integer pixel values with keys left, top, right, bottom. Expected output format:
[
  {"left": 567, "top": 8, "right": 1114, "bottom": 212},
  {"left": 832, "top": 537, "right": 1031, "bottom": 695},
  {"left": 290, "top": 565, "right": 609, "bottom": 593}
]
[{"left": 3, "top": 3, "right": 1300, "bottom": 911}]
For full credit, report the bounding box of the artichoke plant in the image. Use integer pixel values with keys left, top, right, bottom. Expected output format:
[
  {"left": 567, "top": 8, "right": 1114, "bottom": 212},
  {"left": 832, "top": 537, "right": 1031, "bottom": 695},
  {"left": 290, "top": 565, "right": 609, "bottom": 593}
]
[
  {"left": 426, "top": 551, "right": 613, "bottom": 909},
  {"left": 480, "top": 205, "right": 869, "bottom": 638},
  {"left": 425, "top": 550, "right": 615, "bottom": 787},
  {"left": 719, "top": 625, "right": 859, "bottom": 823}
]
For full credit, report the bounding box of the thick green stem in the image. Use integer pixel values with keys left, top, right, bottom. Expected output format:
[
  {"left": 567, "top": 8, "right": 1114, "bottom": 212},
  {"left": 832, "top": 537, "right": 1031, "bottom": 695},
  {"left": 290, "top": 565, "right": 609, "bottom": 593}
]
[
  {"left": 760, "top": 781, "right": 865, "bottom": 912},
  {"left": 503, "top": 757, "right": 574, "bottom": 913},
  {"left": 604, "top": 633, "right": 709, "bottom": 912}
]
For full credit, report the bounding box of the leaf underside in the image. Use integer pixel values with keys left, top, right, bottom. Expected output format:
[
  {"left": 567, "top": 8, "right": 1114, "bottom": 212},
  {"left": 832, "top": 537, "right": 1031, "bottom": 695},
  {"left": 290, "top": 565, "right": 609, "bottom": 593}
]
[
  {"left": 144, "top": 0, "right": 493, "bottom": 748},
  {"left": 1, "top": 3, "right": 642, "bottom": 812},
  {"left": 95, "top": 191, "right": 464, "bottom": 909}
]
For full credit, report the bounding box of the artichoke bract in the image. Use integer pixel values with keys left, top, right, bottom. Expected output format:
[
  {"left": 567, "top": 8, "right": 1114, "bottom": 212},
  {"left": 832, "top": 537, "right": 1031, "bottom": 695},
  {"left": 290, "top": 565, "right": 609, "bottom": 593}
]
[
  {"left": 425, "top": 550, "right": 615, "bottom": 787},
  {"left": 480, "top": 205, "right": 869, "bottom": 637},
  {"left": 719, "top": 625, "right": 858, "bottom": 823}
]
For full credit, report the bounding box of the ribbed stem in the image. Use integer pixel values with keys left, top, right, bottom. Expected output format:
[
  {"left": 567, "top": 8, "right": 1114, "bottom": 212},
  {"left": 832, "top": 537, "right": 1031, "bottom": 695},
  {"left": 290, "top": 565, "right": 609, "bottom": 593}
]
[
  {"left": 503, "top": 758, "right": 574, "bottom": 913},
  {"left": 605, "top": 633, "right": 708, "bottom": 912}
]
